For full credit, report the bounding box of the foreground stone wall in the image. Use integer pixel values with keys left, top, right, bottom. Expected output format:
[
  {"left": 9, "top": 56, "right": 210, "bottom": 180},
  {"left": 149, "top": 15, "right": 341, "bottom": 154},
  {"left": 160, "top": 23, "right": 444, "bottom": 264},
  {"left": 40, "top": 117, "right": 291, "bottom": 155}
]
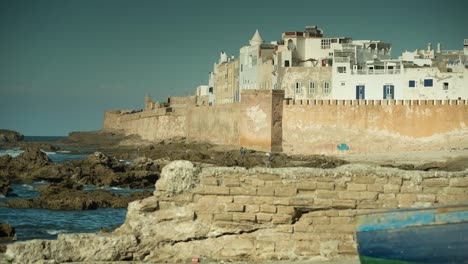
[{"left": 5, "top": 162, "right": 467, "bottom": 263}]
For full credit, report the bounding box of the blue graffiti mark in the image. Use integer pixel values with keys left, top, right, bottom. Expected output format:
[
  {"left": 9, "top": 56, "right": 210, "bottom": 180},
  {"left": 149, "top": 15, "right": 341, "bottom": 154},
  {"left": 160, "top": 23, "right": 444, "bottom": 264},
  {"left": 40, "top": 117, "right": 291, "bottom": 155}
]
[{"left": 337, "top": 143, "right": 349, "bottom": 151}]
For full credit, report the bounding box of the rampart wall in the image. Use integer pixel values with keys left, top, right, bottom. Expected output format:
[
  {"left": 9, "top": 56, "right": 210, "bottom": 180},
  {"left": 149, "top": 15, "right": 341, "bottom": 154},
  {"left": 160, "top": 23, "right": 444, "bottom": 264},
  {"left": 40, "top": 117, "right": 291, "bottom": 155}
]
[
  {"left": 103, "top": 92, "right": 468, "bottom": 154},
  {"left": 282, "top": 99, "right": 468, "bottom": 154}
]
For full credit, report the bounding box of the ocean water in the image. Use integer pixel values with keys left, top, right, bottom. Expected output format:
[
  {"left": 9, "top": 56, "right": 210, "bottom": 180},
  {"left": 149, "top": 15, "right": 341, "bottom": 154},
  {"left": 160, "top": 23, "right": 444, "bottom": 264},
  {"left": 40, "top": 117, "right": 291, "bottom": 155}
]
[
  {"left": 0, "top": 147, "right": 151, "bottom": 241},
  {"left": 0, "top": 148, "right": 88, "bottom": 162}
]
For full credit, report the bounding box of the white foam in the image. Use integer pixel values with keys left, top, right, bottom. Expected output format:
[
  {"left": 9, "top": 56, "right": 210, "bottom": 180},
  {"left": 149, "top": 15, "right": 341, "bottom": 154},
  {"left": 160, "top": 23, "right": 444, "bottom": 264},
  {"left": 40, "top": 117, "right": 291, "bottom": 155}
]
[
  {"left": 46, "top": 229, "right": 67, "bottom": 235},
  {"left": 57, "top": 150, "right": 71, "bottom": 153},
  {"left": 0, "top": 149, "right": 24, "bottom": 158}
]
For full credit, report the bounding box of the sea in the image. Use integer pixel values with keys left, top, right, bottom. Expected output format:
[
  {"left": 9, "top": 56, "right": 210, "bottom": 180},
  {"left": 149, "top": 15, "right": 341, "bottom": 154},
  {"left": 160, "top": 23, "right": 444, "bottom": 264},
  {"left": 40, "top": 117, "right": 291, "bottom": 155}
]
[{"left": 0, "top": 136, "right": 151, "bottom": 241}]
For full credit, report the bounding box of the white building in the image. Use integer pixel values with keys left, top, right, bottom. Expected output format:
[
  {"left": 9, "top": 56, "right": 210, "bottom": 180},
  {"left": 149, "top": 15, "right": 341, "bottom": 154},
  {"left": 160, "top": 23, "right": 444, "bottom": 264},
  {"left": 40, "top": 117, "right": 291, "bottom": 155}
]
[{"left": 239, "top": 30, "right": 276, "bottom": 92}]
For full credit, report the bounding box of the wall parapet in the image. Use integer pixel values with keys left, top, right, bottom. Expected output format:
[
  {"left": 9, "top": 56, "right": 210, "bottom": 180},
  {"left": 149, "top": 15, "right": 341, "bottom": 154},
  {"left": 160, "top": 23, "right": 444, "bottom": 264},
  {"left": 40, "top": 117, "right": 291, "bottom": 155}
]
[{"left": 283, "top": 98, "right": 468, "bottom": 106}]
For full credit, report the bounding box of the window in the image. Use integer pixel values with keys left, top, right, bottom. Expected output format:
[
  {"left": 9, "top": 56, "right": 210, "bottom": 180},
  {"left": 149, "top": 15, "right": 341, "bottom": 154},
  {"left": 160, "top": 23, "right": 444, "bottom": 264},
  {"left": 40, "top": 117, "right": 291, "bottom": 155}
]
[
  {"left": 337, "top": 66, "right": 347, "bottom": 73},
  {"left": 274, "top": 83, "right": 277, "bottom": 90},
  {"left": 424, "top": 79, "right": 433, "bottom": 87},
  {"left": 341, "top": 82, "right": 346, "bottom": 86},
  {"left": 284, "top": 60, "right": 290, "bottom": 67},
  {"left": 309, "top": 82, "right": 315, "bottom": 94},
  {"left": 356, "top": 85, "right": 365, "bottom": 99},
  {"left": 295, "top": 82, "right": 302, "bottom": 94},
  {"left": 209, "top": 87, "right": 213, "bottom": 93},
  {"left": 409, "top": 80, "right": 415, "bottom": 88},
  {"left": 252, "top": 55, "right": 257, "bottom": 66},
  {"left": 383, "top": 84, "right": 394, "bottom": 99},
  {"left": 240, "top": 64, "right": 243, "bottom": 72},
  {"left": 321, "top": 38, "right": 331, "bottom": 49},
  {"left": 443, "top": 82, "right": 449, "bottom": 90},
  {"left": 323, "top": 82, "right": 330, "bottom": 94}
]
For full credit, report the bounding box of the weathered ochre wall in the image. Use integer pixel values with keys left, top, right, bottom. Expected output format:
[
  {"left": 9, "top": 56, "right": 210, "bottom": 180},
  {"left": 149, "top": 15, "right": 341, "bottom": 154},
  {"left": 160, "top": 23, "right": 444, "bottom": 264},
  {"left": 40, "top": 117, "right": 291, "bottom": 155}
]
[
  {"left": 282, "top": 99, "right": 468, "bottom": 154},
  {"left": 239, "top": 90, "right": 284, "bottom": 152},
  {"left": 104, "top": 94, "right": 468, "bottom": 154},
  {"left": 186, "top": 103, "right": 241, "bottom": 146}
]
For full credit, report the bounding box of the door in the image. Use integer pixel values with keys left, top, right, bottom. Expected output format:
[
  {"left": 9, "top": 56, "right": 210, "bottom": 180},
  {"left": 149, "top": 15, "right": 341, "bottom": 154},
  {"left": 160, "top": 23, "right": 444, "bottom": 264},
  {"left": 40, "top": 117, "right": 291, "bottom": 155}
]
[
  {"left": 356, "top": 85, "right": 365, "bottom": 99},
  {"left": 383, "top": 85, "right": 394, "bottom": 99}
]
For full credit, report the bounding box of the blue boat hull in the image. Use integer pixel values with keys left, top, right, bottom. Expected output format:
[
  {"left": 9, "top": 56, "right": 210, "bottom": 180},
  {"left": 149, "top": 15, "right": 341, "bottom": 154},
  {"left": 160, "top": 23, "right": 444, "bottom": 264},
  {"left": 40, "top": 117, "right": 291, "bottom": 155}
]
[{"left": 356, "top": 205, "right": 468, "bottom": 264}]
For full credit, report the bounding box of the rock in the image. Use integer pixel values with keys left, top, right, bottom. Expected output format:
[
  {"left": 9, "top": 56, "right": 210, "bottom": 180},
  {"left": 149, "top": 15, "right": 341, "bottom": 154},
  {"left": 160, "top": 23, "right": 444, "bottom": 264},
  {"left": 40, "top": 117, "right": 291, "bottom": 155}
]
[
  {"left": 5, "top": 181, "right": 153, "bottom": 210},
  {"left": 0, "top": 223, "right": 16, "bottom": 241},
  {"left": 0, "top": 147, "right": 51, "bottom": 183},
  {"left": 0, "top": 177, "right": 12, "bottom": 197},
  {"left": 0, "top": 129, "right": 23, "bottom": 143},
  {"left": 155, "top": 160, "right": 201, "bottom": 195}
]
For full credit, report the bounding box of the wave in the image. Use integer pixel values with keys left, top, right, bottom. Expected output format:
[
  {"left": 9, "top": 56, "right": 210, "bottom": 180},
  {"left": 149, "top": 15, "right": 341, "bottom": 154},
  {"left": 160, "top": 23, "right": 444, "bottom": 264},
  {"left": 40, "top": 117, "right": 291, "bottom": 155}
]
[
  {"left": 0, "top": 149, "right": 24, "bottom": 157},
  {"left": 21, "top": 184, "right": 34, "bottom": 190},
  {"left": 45, "top": 229, "right": 68, "bottom": 235},
  {"left": 57, "top": 150, "right": 71, "bottom": 153}
]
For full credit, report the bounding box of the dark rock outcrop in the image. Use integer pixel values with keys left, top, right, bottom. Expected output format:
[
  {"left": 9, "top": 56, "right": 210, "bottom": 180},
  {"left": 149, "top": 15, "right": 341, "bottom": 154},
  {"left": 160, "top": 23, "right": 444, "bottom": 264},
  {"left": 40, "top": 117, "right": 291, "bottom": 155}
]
[
  {"left": 0, "top": 177, "right": 12, "bottom": 197},
  {"left": 0, "top": 130, "right": 23, "bottom": 143},
  {"left": 4, "top": 181, "right": 152, "bottom": 210}
]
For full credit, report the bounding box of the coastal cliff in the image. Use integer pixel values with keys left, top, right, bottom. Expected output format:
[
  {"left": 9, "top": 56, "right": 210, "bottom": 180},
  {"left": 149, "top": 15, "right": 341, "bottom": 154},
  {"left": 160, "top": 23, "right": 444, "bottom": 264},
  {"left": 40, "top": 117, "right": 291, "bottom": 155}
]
[{"left": 3, "top": 161, "right": 468, "bottom": 263}]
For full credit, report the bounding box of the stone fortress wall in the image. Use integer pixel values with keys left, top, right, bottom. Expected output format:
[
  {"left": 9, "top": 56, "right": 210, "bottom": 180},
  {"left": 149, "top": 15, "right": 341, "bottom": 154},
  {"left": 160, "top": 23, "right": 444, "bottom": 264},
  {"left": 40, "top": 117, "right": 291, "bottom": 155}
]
[
  {"left": 6, "top": 162, "right": 468, "bottom": 263},
  {"left": 103, "top": 90, "right": 468, "bottom": 154}
]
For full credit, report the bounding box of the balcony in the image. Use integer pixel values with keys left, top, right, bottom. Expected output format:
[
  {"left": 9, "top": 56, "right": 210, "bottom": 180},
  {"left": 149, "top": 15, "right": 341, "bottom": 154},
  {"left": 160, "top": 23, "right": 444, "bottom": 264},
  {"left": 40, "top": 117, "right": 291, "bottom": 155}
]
[{"left": 351, "top": 69, "right": 401, "bottom": 75}]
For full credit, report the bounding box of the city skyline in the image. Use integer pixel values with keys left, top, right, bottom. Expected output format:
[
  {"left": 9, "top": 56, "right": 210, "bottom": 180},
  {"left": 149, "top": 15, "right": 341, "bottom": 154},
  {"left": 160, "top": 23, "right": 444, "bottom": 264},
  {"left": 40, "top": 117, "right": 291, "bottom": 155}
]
[{"left": 1, "top": 0, "right": 466, "bottom": 136}]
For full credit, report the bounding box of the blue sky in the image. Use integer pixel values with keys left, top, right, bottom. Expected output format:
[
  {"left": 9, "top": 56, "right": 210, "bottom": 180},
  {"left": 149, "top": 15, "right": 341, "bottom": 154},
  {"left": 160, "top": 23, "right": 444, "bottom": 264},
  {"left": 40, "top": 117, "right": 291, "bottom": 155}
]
[{"left": 0, "top": 0, "right": 466, "bottom": 136}]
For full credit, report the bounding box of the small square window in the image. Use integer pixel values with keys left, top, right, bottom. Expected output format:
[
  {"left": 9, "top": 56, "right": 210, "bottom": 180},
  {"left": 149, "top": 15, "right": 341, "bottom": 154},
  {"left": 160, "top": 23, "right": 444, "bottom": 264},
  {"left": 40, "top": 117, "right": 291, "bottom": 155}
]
[
  {"left": 443, "top": 82, "right": 449, "bottom": 90},
  {"left": 424, "top": 79, "right": 433, "bottom": 87},
  {"left": 337, "top": 66, "right": 347, "bottom": 73},
  {"left": 409, "top": 80, "right": 415, "bottom": 87}
]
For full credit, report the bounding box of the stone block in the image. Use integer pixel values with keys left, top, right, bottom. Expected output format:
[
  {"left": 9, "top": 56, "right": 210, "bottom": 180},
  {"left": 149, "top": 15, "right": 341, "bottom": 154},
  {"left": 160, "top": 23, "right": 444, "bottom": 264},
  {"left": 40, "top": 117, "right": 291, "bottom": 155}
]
[
  {"left": 331, "top": 217, "right": 352, "bottom": 224},
  {"left": 296, "top": 182, "right": 317, "bottom": 190},
  {"left": 294, "top": 241, "right": 321, "bottom": 256},
  {"left": 245, "top": 204, "right": 260, "bottom": 213},
  {"left": 225, "top": 203, "right": 245, "bottom": 212},
  {"left": 450, "top": 178, "right": 468, "bottom": 187},
  {"left": 194, "top": 195, "right": 233, "bottom": 204},
  {"left": 360, "top": 192, "right": 378, "bottom": 200},
  {"left": 289, "top": 196, "right": 314, "bottom": 206},
  {"left": 214, "top": 213, "right": 232, "bottom": 221},
  {"left": 314, "top": 198, "right": 332, "bottom": 207},
  {"left": 325, "top": 210, "right": 339, "bottom": 217},
  {"left": 313, "top": 224, "right": 331, "bottom": 233},
  {"left": 335, "top": 224, "right": 355, "bottom": 234},
  {"left": 357, "top": 200, "right": 379, "bottom": 209},
  {"left": 445, "top": 187, "right": 468, "bottom": 195},
  {"left": 347, "top": 183, "right": 367, "bottom": 191},
  {"left": 332, "top": 199, "right": 356, "bottom": 209},
  {"left": 277, "top": 206, "right": 295, "bottom": 215},
  {"left": 383, "top": 184, "right": 400, "bottom": 193},
  {"left": 401, "top": 185, "right": 423, "bottom": 193},
  {"left": 316, "top": 177, "right": 335, "bottom": 182},
  {"left": 338, "top": 243, "right": 358, "bottom": 254},
  {"left": 232, "top": 213, "right": 256, "bottom": 222},
  {"left": 388, "top": 177, "right": 402, "bottom": 185},
  {"left": 312, "top": 216, "right": 330, "bottom": 224},
  {"left": 275, "top": 187, "right": 297, "bottom": 197},
  {"left": 256, "top": 213, "right": 273, "bottom": 223},
  {"left": 193, "top": 203, "right": 224, "bottom": 214},
  {"left": 276, "top": 224, "right": 293, "bottom": 233},
  {"left": 294, "top": 222, "right": 312, "bottom": 233},
  {"left": 260, "top": 204, "right": 277, "bottom": 213},
  {"left": 193, "top": 186, "right": 230, "bottom": 195},
  {"left": 222, "top": 178, "right": 240, "bottom": 187},
  {"left": 437, "top": 194, "right": 468, "bottom": 205},
  {"left": 381, "top": 200, "right": 398, "bottom": 209},
  {"left": 249, "top": 178, "right": 265, "bottom": 187},
  {"left": 378, "top": 193, "right": 396, "bottom": 200},
  {"left": 416, "top": 194, "right": 436, "bottom": 202},
  {"left": 423, "top": 178, "right": 449, "bottom": 187},
  {"left": 352, "top": 176, "right": 375, "bottom": 184},
  {"left": 200, "top": 177, "right": 218, "bottom": 186},
  {"left": 272, "top": 214, "right": 292, "bottom": 224},
  {"left": 317, "top": 182, "right": 335, "bottom": 190},
  {"left": 272, "top": 197, "right": 291, "bottom": 205},
  {"left": 375, "top": 178, "right": 388, "bottom": 184},
  {"left": 338, "top": 191, "right": 360, "bottom": 200},
  {"left": 423, "top": 187, "right": 440, "bottom": 194},
  {"left": 230, "top": 187, "right": 257, "bottom": 196},
  {"left": 255, "top": 240, "right": 275, "bottom": 252},
  {"left": 366, "top": 184, "right": 384, "bottom": 192},
  {"left": 257, "top": 174, "right": 281, "bottom": 181},
  {"left": 338, "top": 210, "right": 356, "bottom": 217},
  {"left": 257, "top": 187, "right": 275, "bottom": 196},
  {"left": 316, "top": 190, "right": 338, "bottom": 199},
  {"left": 234, "top": 196, "right": 255, "bottom": 204},
  {"left": 292, "top": 233, "right": 319, "bottom": 241}
]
